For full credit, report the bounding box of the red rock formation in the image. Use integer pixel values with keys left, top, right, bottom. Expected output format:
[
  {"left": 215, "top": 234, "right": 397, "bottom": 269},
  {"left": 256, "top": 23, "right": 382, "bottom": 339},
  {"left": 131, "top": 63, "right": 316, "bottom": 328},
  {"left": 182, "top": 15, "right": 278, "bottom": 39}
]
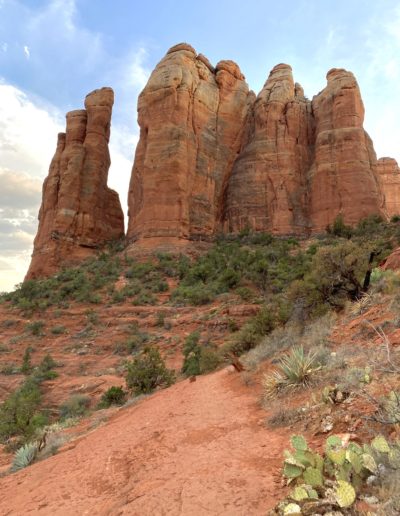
[
  {"left": 309, "top": 68, "right": 384, "bottom": 231},
  {"left": 377, "top": 157, "right": 400, "bottom": 218},
  {"left": 127, "top": 43, "right": 251, "bottom": 245},
  {"left": 127, "top": 50, "right": 391, "bottom": 245},
  {"left": 224, "top": 64, "right": 314, "bottom": 234},
  {"left": 26, "top": 87, "right": 124, "bottom": 279}
]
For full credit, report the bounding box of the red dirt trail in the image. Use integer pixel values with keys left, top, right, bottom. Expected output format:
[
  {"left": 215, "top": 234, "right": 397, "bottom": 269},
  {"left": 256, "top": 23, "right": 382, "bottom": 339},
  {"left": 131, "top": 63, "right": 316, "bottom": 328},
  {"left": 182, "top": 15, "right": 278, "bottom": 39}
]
[{"left": 0, "top": 369, "right": 288, "bottom": 515}]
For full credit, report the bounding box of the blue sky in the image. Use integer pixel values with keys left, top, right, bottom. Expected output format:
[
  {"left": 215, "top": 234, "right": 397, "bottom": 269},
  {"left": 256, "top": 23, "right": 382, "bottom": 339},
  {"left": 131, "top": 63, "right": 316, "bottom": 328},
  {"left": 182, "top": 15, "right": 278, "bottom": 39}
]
[{"left": 0, "top": 0, "right": 400, "bottom": 291}]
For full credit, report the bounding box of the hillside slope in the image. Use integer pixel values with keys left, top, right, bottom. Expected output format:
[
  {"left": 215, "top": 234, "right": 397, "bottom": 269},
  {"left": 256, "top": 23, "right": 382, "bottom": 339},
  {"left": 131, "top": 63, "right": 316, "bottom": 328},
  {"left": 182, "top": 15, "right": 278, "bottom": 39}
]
[{"left": 0, "top": 368, "right": 288, "bottom": 515}]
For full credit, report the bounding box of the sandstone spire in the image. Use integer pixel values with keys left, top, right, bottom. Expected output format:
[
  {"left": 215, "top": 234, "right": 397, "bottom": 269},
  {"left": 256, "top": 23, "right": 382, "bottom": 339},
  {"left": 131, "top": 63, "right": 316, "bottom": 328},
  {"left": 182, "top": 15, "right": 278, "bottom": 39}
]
[
  {"left": 126, "top": 43, "right": 251, "bottom": 246},
  {"left": 26, "top": 87, "right": 124, "bottom": 279},
  {"left": 224, "top": 63, "right": 314, "bottom": 234},
  {"left": 309, "top": 68, "right": 384, "bottom": 231},
  {"left": 377, "top": 157, "right": 400, "bottom": 218}
]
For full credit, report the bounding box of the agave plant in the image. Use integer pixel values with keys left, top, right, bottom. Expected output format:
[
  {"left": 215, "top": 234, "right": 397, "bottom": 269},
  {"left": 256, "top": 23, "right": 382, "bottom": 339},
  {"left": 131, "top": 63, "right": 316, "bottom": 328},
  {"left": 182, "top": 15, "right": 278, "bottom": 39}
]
[
  {"left": 11, "top": 442, "right": 38, "bottom": 472},
  {"left": 263, "top": 346, "right": 319, "bottom": 399}
]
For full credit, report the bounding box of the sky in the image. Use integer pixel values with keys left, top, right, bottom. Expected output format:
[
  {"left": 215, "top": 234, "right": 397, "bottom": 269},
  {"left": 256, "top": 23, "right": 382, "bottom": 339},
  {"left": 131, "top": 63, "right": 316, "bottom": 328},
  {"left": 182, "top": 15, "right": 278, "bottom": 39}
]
[{"left": 0, "top": 0, "right": 400, "bottom": 292}]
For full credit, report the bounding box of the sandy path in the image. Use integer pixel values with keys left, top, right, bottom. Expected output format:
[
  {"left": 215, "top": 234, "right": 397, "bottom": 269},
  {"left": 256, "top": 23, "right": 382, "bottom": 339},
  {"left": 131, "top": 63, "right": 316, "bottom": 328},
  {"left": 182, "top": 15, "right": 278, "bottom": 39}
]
[{"left": 0, "top": 369, "right": 288, "bottom": 515}]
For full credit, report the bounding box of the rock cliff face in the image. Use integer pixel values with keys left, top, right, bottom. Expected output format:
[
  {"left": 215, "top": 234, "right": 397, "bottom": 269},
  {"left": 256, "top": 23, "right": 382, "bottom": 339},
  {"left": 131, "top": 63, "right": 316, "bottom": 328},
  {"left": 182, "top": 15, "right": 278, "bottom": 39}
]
[
  {"left": 127, "top": 45, "right": 396, "bottom": 246},
  {"left": 377, "top": 157, "right": 400, "bottom": 219},
  {"left": 26, "top": 87, "right": 124, "bottom": 279},
  {"left": 27, "top": 44, "right": 400, "bottom": 278},
  {"left": 224, "top": 64, "right": 314, "bottom": 234},
  {"left": 309, "top": 68, "right": 384, "bottom": 231},
  {"left": 127, "top": 43, "right": 251, "bottom": 244}
]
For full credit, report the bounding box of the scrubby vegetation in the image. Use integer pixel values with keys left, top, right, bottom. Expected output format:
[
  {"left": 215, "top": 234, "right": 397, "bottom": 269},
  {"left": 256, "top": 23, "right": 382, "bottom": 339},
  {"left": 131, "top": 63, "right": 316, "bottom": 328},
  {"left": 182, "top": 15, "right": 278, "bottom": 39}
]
[
  {"left": 0, "top": 352, "right": 59, "bottom": 447},
  {"left": 125, "top": 346, "right": 175, "bottom": 395},
  {"left": 271, "top": 433, "right": 400, "bottom": 513},
  {"left": 98, "top": 386, "right": 127, "bottom": 408},
  {"left": 181, "top": 332, "right": 221, "bottom": 376}
]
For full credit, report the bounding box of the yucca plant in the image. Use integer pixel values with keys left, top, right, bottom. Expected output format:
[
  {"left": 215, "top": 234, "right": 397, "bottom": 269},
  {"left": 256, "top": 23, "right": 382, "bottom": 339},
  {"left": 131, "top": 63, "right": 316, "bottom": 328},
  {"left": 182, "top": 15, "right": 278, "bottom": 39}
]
[
  {"left": 11, "top": 442, "right": 38, "bottom": 471},
  {"left": 263, "top": 346, "right": 319, "bottom": 399}
]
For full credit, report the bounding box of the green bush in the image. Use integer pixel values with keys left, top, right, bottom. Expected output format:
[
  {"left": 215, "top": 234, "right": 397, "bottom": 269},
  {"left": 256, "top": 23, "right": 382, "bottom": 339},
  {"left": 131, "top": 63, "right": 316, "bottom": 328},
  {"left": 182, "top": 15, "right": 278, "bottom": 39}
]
[
  {"left": 21, "top": 347, "right": 33, "bottom": 375},
  {"left": 98, "top": 386, "right": 127, "bottom": 408},
  {"left": 327, "top": 214, "right": 353, "bottom": 238},
  {"left": 125, "top": 346, "right": 175, "bottom": 395},
  {"left": 181, "top": 332, "right": 202, "bottom": 376},
  {"left": 59, "top": 394, "right": 90, "bottom": 420},
  {"left": 50, "top": 325, "right": 66, "bottom": 335},
  {"left": 0, "top": 377, "right": 44, "bottom": 443},
  {"left": 26, "top": 320, "right": 44, "bottom": 336}
]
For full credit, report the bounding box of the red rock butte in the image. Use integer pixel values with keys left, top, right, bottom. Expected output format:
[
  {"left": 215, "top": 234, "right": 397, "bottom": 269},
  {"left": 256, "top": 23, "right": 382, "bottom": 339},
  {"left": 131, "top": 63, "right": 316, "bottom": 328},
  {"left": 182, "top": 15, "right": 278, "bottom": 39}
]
[
  {"left": 27, "top": 43, "right": 400, "bottom": 277},
  {"left": 26, "top": 87, "right": 124, "bottom": 279}
]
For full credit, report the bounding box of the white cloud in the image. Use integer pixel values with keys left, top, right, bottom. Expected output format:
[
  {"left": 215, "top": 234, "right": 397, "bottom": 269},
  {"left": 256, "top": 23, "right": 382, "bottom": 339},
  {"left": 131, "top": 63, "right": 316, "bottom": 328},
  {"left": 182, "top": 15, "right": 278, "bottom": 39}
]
[
  {"left": 23, "top": 45, "right": 30, "bottom": 59},
  {"left": 1, "top": 43, "right": 7, "bottom": 53}
]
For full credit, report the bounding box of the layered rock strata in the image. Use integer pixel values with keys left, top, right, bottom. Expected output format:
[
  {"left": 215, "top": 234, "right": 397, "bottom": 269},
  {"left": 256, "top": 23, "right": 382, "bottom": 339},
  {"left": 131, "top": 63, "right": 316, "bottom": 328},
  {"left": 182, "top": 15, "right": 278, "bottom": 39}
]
[
  {"left": 224, "top": 64, "right": 314, "bottom": 234},
  {"left": 127, "top": 45, "right": 396, "bottom": 245},
  {"left": 377, "top": 157, "right": 400, "bottom": 218},
  {"left": 27, "top": 44, "right": 400, "bottom": 278},
  {"left": 26, "top": 87, "right": 124, "bottom": 279},
  {"left": 309, "top": 68, "right": 384, "bottom": 231},
  {"left": 127, "top": 43, "right": 252, "bottom": 243}
]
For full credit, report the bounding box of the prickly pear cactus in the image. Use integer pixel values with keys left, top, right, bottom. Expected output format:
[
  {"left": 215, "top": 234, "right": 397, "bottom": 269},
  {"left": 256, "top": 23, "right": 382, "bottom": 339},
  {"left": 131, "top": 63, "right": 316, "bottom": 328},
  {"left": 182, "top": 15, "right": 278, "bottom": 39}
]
[
  {"left": 303, "top": 467, "right": 323, "bottom": 487},
  {"left": 335, "top": 480, "right": 356, "bottom": 508},
  {"left": 346, "top": 449, "right": 362, "bottom": 474},
  {"left": 371, "top": 435, "right": 390, "bottom": 453},
  {"left": 283, "top": 503, "right": 302, "bottom": 515},
  {"left": 283, "top": 462, "right": 304, "bottom": 479},
  {"left": 291, "top": 486, "right": 309, "bottom": 501},
  {"left": 291, "top": 435, "right": 308, "bottom": 451}
]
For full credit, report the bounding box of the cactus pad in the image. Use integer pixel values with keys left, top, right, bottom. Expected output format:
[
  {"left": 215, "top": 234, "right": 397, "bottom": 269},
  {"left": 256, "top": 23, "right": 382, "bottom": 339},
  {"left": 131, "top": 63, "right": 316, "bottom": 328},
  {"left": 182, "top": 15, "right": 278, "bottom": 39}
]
[
  {"left": 291, "top": 435, "right": 308, "bottom": 451},
  {"left": 291, "top": 486, "right": 309, "bottom": 501},
  {"left": 283, "top": 462, "right": 304, "bottom": 479},
  {"left": 371, "top": 435, "right": 390, "bottom": 453},
  {"left": 303, "top": 467, "right": 323, "bottom": 487},
  {"left": 335, "top": 480, "right": 356, "bottom": 508}
]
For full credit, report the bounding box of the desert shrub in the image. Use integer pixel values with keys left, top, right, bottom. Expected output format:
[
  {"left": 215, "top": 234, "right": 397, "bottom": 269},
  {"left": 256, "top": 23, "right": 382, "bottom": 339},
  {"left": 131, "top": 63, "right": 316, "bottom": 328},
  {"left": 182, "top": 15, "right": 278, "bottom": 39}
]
[
  {"left": 198, "top": 347, "right": 221, "bottom": 373},
  {"left": 263, "top": 346, "right": 319, "bottom": 399},
  {"left": 288, "top": 241, "right": 381, "bottom": 320},
  {"left": 98, "top": 386, "right": 127, "bottom": 408},
  {"left": 26, "top": 320, "right": 44, "bottom": 336},
  {"left": 115, "top": 330, "right": 149, "bottom": 355},
  {"left": 327, "top": 213, "right": 353, "bottom": 238},
  {"left": 235, "top": 286, "right": 255, "bottom": 301},
  {"left": 21, "top": 347, "right": 33, "bottom": 375},
  {"left": 11, "top": 442, "right": 38, "bottom": 471},
  {"left": 243, "top": 325, "right": 300, "bottom": 369},
  {"left": 32, "top": 353, "right": 59, "bottom": 382},
  {"left": 0, "top": 362, "right": 19, "bottom": 375},
  {"left": 266, "top": 406, "right": 304, "bottom": 428},
  {"left": 181, "top": 332, "right": 202, "bottom": 376},
  {"left": 181, "top": 332, "right": 221, "bottom": 376},
  {"left": 391, "top": 214, "right": 400, "bottom": 223},
  {"left": 0, "top": 377, "right": 44, "bottom": 443},
  {"left": 171, "top": 284, "right": 217, "bottom": 306},
  {"left": 132, "top": 291, "right": 157, "bottom": 306},
  {"left": 50, "top": 325, "right": 66, "bottom": 335},
  {"left": 225, "top": 306, "right": 278, "bottom": 356},
  {"left": 125, "top": 346, "right": 175, "bottom": 395},
  {"left": 59, "top": 394, "right": 90, "bottom": 420}
]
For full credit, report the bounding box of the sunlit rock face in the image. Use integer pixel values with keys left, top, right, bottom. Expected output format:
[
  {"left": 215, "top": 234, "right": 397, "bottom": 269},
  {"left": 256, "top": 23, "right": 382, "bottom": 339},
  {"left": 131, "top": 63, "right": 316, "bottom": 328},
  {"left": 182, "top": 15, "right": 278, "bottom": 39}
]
[
  {"left": 126, "top": 43, "right": 252, "bottom": 244},
  {"left": 308, "top": 68, "right": 384, "bottom": 232},
  {"left": 26, "top": 87, "right": 124, "bottom": 279},
  {"left": 127, "top": 46, "right": 391, "bottom": 247},
  {"left": 377, "top": 157, "right": 400, "bottom": 219}
]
